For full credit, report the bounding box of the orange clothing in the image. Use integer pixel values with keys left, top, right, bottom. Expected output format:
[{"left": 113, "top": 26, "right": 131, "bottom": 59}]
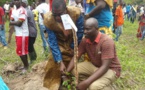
[{"left": 115, "top": 5, "right": 124, "bottom": 26}]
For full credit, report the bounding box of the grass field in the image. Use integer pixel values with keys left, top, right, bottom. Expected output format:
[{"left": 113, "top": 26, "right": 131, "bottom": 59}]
[
  {"left": 115, "top": 20, "right": 145, "bottom": 90},
  {"left": 0, "top": 20, "right": 145, "bottom": 90}
]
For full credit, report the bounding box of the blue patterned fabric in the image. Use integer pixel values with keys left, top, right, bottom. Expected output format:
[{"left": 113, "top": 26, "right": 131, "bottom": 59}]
[{"left": 46, "top": 28, "right": 62, "bottom": 63}]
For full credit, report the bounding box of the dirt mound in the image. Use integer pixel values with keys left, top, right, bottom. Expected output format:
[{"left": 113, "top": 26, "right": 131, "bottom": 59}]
[{"left": 2, "top": 61, "right": 49, "bottom": 90}]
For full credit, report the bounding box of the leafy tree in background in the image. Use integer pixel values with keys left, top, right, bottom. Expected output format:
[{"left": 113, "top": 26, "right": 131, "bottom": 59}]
[{"left": 0, "top": 0, "right": 11, "bottom": 6}]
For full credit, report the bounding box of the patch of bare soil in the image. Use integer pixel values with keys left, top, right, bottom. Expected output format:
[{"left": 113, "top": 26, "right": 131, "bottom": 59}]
[{"left": 2, "top": 61, "right": 48, "bottom": 90}]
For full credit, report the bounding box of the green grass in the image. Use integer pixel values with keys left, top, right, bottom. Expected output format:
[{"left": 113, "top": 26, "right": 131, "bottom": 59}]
[
  {"left": 0, "top": 20, "right": 145, "bottom": 89},
  {"left": 115, "top": 20, "right": 145, "bottom": 90}
]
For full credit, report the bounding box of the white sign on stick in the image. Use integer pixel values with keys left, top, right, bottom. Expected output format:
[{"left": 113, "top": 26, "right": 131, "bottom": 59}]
[{"left": 61, "top": 14, "right": 78, "bottom": 32}]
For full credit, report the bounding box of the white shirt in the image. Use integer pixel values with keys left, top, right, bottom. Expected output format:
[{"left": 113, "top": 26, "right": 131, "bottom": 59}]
[
  {"left": 4, "top": 4, "right": 10, "bottom": 11},
  {"left": 68, "top": 0, "right": 76, "bottom": 6},
  {"left": 68, "top": 0, "right": 84, "bottom": 13},
  {"left": 140, "top": 7, "right": 144, "bottom": 15},
  {"left": 13, "top": 5, "right": 16, "bottom": 10},
  {"left": 36, "top": 3, "right": 50, "bottom": 25},
  {"left": 11, "top": 6, "right": 29, "bottom": 36},
  {"left": 123, "top": 7, "right": 126, "bottom": 13}
]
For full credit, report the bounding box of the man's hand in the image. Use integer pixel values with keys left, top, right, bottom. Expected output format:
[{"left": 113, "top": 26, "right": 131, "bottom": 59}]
[
  {"left": 60, "top": 61, "right": 66, "bottom": 74},
  {"left": 76, "top": 80, "right": 89, "bottom": 90}
]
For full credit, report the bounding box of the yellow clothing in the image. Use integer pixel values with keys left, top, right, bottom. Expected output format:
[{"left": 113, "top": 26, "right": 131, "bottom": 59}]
[
  {"left": 99, "top": 26, "right": 113, "bottom": 38},
  {"left": 86, "top": 0, "right": 113, "bottom": 8},
  {"left": 105, "top": 0, "right": 113, "bottom": 8},
  {"left": 32, "top": 9, "right": 38, "bottom": 22},
  {"left": 86, "top": 0, "right": 95, "bottom": 3}
]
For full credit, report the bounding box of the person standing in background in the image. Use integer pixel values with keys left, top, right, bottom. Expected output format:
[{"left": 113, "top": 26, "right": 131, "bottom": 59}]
[
  {"left": 126, "top": 4, "right": 131, "bottom": 20},
  {"left": 36, "top": 0, "right": 50, "bottom": 57},
  {"left": 82, "top": 0, "right": 114, "bottom": 38},
  {"left": 21, "top": 0, "right": 37, "bottom": 64},
  {"left": 130, "top": 6, "right": 136, "bottom": 23},
  {"left": 8, "top": 2, "right": 15, "bottom": 44},
  {"left": 114, "top": 0, "right": 124, "bottom": 41},
  {"left": 3, "top": 1, "right": 10, "bottom": 20},
  {"left": 137, "top": 8, "right": 145, "bottom": 40},
  {"left": 69, "top": 0, "right": 84, "bottom": 15},
  {"left": 10, "top": 0, "right": 29, "bottom": 73},
  {"left": 31, "top": 3, "right": 39, "bottom": 23},
  {"left": 0, "top": 5, "right": 8, "bottom": 49},
  {"left": 123, "top": 4, "right": 126, "bottom": 20}
]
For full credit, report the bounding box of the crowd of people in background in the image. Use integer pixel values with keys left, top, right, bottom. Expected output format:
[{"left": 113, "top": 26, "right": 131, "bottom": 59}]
[
  {"left": 0, "top": 0, "right": 145, "bottom": 89},
  {"left": 1, "top": 0, "right": 145, "bottom": 49},
  {"left": 113, "top": 2, "right": 145, "bottom": 41},
  {"left": 0, "top": 0, "right": 51, "bottom": 73}
]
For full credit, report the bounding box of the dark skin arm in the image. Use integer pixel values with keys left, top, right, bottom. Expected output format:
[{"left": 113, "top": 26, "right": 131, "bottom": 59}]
[
  {"left": 40, "top": 13, "right": 44, "bottom": 19},
  {"left": 10, "top": 20, "right": 23, "bottom": 27},
  {"left": 62, "top": 53, "right": 81, "bottom": 83},
  {"left": 63, "top": 51, "right": 83, "bottom": 81},
  {"left": 86, "top": 0, "right": 106, "bottom": 18},
  {"left": 66, "top": 52, "right": 82, "bottom": 73},
  {"left": 76, "top": 59, "right": 111, "bottom": 90},
  {"left": 60, "top": 61, "right": 67, "bottom": 74}
]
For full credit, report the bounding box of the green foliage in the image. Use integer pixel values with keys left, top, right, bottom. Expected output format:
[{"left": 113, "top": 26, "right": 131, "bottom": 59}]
[
  {"left": 0, "top": 0, "right": 11, "bottom": 6},
  {"left": 62, "top": 72, "right": 76, "bottom": 90},
  {"left": 62, "top": 80, "right": 72, "bottom": 90},
  {"left": 124, "top": 0, "right": 144, "bottom": 4}
]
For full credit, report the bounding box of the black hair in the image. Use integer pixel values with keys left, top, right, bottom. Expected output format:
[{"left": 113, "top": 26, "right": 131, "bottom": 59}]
[
  {"left": 42, "top": 0, "right": 45, "bottom": 2},
  {"left": 10, "top": 2, "right": 14, "bottom": 7},
  {"left": 52, "top": 0, "right": 66, "bottom": 11}
]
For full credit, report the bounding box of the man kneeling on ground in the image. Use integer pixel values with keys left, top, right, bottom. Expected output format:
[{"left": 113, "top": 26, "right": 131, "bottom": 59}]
[{"left": 65, "top": 18, "right": 121, "bottom": 90}]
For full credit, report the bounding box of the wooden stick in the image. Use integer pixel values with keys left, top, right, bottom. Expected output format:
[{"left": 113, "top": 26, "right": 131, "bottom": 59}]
[{"left": 72, "top": 28, "right": 78, "bottom": 86}]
